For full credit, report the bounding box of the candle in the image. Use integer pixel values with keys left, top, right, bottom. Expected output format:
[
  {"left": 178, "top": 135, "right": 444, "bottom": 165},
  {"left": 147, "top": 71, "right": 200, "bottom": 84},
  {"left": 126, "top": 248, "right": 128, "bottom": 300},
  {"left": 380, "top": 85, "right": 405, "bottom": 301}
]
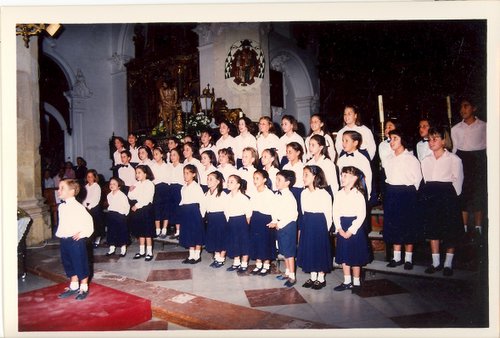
[
  {"left": 446, "top": 96, "right": 452, "bottom": 120},
  {"left": 378, "top": 95, "right": 384, "bottom": 123}
]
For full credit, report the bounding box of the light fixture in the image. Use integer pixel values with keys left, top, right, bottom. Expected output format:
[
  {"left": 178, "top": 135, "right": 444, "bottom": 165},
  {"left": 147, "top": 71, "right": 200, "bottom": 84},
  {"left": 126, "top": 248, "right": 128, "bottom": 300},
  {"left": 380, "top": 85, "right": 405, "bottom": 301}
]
[
  {"left": 180, "top": 95, "right": 193, "bottom": 131},
  {"left": 16, "top": 23, "right": 62, "bottom": 48},
  {"left": 199, "top": 84, "right": 215, "bottom": 116}
]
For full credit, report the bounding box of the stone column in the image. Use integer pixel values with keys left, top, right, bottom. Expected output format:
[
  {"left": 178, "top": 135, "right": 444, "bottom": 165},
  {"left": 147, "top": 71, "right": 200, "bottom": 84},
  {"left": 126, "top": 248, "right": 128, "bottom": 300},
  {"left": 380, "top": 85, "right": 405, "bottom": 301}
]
[{"left": 17, "top": 35, "right": 51, "bottom": 246}]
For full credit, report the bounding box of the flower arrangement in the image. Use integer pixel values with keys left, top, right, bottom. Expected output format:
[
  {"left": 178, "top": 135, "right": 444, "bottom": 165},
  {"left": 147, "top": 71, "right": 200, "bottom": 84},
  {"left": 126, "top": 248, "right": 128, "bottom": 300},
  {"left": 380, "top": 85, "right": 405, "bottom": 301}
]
[
  {"left": 186, "top": 113, "right": 211, "bottom": 136},
  {"left": 151, "top": 120, "right": 167, "bottom": 137}
]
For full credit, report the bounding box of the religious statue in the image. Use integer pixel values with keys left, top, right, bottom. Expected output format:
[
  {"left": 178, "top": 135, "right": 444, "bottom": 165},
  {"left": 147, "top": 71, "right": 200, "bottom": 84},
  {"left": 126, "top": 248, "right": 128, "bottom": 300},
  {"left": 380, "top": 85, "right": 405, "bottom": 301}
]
[{"left": 159, "top": 82, "right": 177, "bottom": 135}]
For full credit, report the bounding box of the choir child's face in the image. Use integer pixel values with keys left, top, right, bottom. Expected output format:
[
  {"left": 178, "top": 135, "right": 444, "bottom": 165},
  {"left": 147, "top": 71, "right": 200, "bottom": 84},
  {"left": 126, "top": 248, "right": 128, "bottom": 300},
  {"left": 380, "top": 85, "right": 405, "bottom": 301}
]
[
  {"left": 343, "top": 107, "right": 357, "bottom": 126},
  {"left": 238, "top": 119, "right": 248, "bottom": 134},
  {"left": 227, "top": 176, "right": 239, "bottom": 192},
  {"left": 460, "top": 100, "right": 476, "bottom": 120},
  {"left": 183, "top": 169, "right": 196, "bottom": 183},
  {"left": 58, "top": 181, "right": 73, "bottom": 200},
  {"left": 418, "top": 120, "right": 430, "bottom": 139},
  {"left": 384, "top": 121, "right": 396, "bottom": 138},
  {"left": 128, "top": 134, "right": 137, "bottom": 146},
  {"left": 341, "top": 172, "right": 357, "bottom": 189},
  {"left": 286, "top": 146, "right": 300, "bottom": 162},
  {"left": 275, "top": 174, "right": 289, "bottom": 191},
  {"left": 206, "top": 174, "right": 219, "bottom": 190},
  {"left": 260, "top": 151, "right": 274, "bottom": 167},
  {"left": 170, "top": 151, "right": 180, "bottom": 164},
  {"left": 310, "top": 116, "right": 323, "bottom": 133},
  {"left": 241, "top": 150, "right": 254, "bottom": 167},
  {"left": 200, "top": 132, "right": 211, "bottom": 145},
  {"left": 183, "top": 145, "right": 194, "bottom": 159},
  {"left": 135, "top": 168, "right": 147, "bottom": 181},
  {"left": 153, "top": 149, "right": 163, "bottom": 162},
  {"left": 303, "top": 168, "right": 314, "bottom": 188},
  {"left": 144, "top": 139, "right": 154, "bottom": 149},
  {"left": 167, "top": 139, "right": 177, "bottom": 150},
  {"left": 428, "top": 134, "right": 445, "bottom": 152},
  {"left": 281, "top": 119, "right": 293, "bottom": 134},
  {"left": 114, "top": 138, "right": 124, "bottom": 150},
  {"left": 389, "top": 135, "right": 403, "bottom": 152},
  {"left": 308, "top": 139, "right": 322, "bottom": 157},
  {"left": 86, "top": 172, "right": 96, "bottom": 184},
  {"left": 218, "top": 151, "right": 228, "bottom": 165},
  {"left": 342, "top": 135, "right": 357, "bottom": 153},
  {"left": 109, "top": 179, "right": 119, "bottom": 192},
  {"left": 259, "top": 119, "right": 271, "bottom": 134},
  {"left": 138, "top": 148, "right": 148, "bottom": 161},
  {"left": 219, "top": 122, "right": 230, "bottom": 136},
  {"left": 253, "top": 173, "right": 266, "bottom": 189},
  {"left": 121, "top": 153, "right": 130, "bottom": 164},
  {"left": 201, "top": 153, "right": 211, "bottom": 167}
]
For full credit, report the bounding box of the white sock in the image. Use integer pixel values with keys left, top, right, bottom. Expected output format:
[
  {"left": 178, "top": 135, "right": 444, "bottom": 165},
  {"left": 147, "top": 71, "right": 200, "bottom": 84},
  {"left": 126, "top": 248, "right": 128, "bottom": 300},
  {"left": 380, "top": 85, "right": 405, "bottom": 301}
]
[
  {"left": 353, "top": 277, "right": 361, "bottom": 286},
  {"left": 108, "top": 245, "right": 116, "bottom": 254},
  {"left": 310, "top": 272, "right": 318, "bottom": 281},
  {"left": 288, "top": 272, "right": 296, "bottom": 280},
  {"left": 156, "top": 228, "right": 161, "bottom": 236},
  {"left": 344, "top": 275, "right": 352, "bottom": 285},
  {"left": 432, "top": 253, "right": 440, "bottom": 267},
  {"left": 217, "top": 255, "right": 225, "bottom": 263},
  {"left": 284, "top": 268, "right": 290, "bottom": 276},
  {"left": 241, "top": 261, "right": 248, "bottom": 268},
  {"left": 139, "top": 245, "right": 145, "bottom": 255},
  {"left": 464, "top": 224, "right": 468, "bottom": 232},
  {"left": 189, "top": 248, "right": 195, "bottom": 259},
  {"left": 256, "top": 262, "right": 263, "bottom": 269},
  {"left": 194, "top": 249, "right": 201, "bottom": 260},
  {"left": 405, "top": 252, "right": 413, "bottom": 263},
  {"left": 475, "top": 226, "right": 482, "bottom": 234},
  {"left": 214, "top": 252, "right": 220, "bottom": 261},
  {"left": 393, "top": 250, "right": 401, "bottom": 262},
  {"left": 175, "top": 229, "right": 180, "bottom": 236},
  {"left": 161, "top": 227, "right": 167, "bottom": 235},
  {"left": 94, "top": 236, "right": 101, "bottom": 244},
  {"left": 70, "top": 281, "right": 79, "bottom": 291},
  {"left": 120, "top": 245, "right": 127, "bottom": 255},
  {"left": 444, "top": 253, "right": 454, "bottom": 268},
  {"left": 233, "top": 257, "right": 241, "bottom": 266},
  {"left": 317, "top": 273, "right": 325, "bottom": 283},
  {"left": 146, "top": 246, "right": 153, "bottom": 256},
  {"left": 263, "top": 263, "right": 270, "bottom": 270},
  {"left": 80, "top": 283, "right": 88, "bottom": 292}
]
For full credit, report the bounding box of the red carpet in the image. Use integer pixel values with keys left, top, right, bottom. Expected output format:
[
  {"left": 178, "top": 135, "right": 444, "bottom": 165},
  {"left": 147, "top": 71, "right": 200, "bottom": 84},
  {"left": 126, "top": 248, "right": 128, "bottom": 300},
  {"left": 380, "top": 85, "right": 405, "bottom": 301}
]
[{"left": 19, "top": 282, "right": 152, "bottom": 331}]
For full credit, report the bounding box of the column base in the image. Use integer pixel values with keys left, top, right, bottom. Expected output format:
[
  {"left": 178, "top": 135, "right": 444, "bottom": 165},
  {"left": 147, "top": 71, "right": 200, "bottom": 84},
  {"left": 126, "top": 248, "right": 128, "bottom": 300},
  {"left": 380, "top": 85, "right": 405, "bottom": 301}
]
[{"left": 18, "top": 198, "right": 52, "bottom": 246}]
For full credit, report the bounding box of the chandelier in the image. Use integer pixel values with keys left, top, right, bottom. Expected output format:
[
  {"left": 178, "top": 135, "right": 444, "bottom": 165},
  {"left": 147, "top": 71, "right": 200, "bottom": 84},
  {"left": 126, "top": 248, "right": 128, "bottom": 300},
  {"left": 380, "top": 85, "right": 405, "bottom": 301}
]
[{"left": 16, "top": 24, "right": 61, "bottom": 48}]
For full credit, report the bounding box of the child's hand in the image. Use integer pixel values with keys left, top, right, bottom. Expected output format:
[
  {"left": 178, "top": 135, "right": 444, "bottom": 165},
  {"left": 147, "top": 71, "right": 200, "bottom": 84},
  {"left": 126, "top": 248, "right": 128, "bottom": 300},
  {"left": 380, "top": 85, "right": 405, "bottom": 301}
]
[
  {"left": 131, "top": 205, "right": 137, "bottom": 212},
  {"left": 72, "top": 232, "right": 82, "bottom": 240},
  {"left": 129, "top": 185, "right": 136, "bottom": 191},
  {"left": 267, "top": 222, "right": 277, "bottom": 229},
  {"left": 343, "top": 231, "right": 352, "bottom": 239}
]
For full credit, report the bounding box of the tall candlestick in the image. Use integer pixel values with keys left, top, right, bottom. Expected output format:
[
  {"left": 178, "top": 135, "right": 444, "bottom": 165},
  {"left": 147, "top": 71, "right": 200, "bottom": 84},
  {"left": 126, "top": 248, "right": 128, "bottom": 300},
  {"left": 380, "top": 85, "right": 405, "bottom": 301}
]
[
  {"left": 446, "top": 95, "right": 452, "bottom": 126},
  {"left": 378, "top": 95, "right": 384, "bottom": 124}
]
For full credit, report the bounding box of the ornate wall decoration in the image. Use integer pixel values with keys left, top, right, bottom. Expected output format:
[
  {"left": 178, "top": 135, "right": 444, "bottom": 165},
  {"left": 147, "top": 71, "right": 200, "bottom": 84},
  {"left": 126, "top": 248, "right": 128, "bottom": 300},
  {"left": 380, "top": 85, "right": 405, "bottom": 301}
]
[{"left": 224, "top": 39, "right": 265, "bottom": 91}]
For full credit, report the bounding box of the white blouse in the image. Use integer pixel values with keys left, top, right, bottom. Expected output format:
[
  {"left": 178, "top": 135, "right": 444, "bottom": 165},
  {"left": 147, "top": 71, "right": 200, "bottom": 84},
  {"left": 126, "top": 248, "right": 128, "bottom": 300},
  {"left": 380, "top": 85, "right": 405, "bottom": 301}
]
[
  {"left": 233, "top": 133, "right": 257, "bottom": 160},
  {"left": 264, "top": 166, "right": 280, "bottom": 191},
  {"left": 217, "top": 164, "right": 238, "bottom": 189},
  {"left": 107, "top": 190, "right": 130, "bottom": 216},
  {"left": 118, "top": 165, "right": 137, "bottom": 187},
  {"left": 306, "top": 155, "right": 339, "bottom": 193},
  {"left": 378, "top": 139, "right": 392, "bottom": 169},
  {"left": 384, "top": 150, "right": 422, "bottom": 190},
  {"left": 129, "top": 146, "right": 140, "bottom": 163},
  {"left": 82, "top": 182, "right": 101, "bottom": 209},
  {"left": 278, "top": 132, "right": 305, "bottom": 161},
  {"left": 128, "top": 179, "right": 154, "bottom": 209},
  {"left": 336, "top": 150, "right": 372, "bottom": 196},
  {"left": 256, "top": 133, "right": 280, "bottom": 158},
  {"left": 215, "top": 135, "right": 236, "bottom": 152},
  {"left": 416, "top": 139, "right": 432, "bottom": 162},
  {"left": 56, "top": 197, "right": 93, "bottom": 238},
  {"left": 333, "top": 188, "right": 366, "bottom": 235},
  {"left": 113, "top": 149, "right": 124, "bottom": 166},
  {"left": 238, "top": 165, "right": 257, "bottom": 198},
  {"left": 250, "top": 187, "right": 275, "bottom": 215},
  {"left": 168, "top": 162, "right": 185, "bottom": 185},
  {"left": 451, "top": 118, "right": 487, "bottom": 152},
  {"left": 282, "top": 160, "right": 305, "bottom": 188},
  {"left": 271, "top": 188, "right": 298, "bottom": 229},
  {"left": 335, "top": 124, "right": 377, "bottom": 160},
  {"left": 150, "top": 161, "right": 171, "bottom": 185},
  {"left": 421, "top": 150, "right": 464, "bottom": 195},
  {"left": 305, "top": 131, "right": 336, "bottom": 162},
  {"left": 203, "top": 189, "right": 228, "bottom": 215},
  {"left": 199, "top": 164, "right": 217, "bottom": 186},
  {"left": 300, "top": 188, "right": 333, "bottom": 230},
  {"left": 180, "top": 181, "right": 205, "bottom": 214},
  {"left": 224, "top": 191, "right": 252, "bottom": 220}
]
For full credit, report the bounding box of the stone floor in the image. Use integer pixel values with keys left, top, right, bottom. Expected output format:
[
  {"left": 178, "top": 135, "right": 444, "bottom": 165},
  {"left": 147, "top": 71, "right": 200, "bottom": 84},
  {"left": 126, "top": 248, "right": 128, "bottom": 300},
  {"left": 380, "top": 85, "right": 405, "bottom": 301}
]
[{"left": 17, "top": 231, "right": 494, "bottom": 337}]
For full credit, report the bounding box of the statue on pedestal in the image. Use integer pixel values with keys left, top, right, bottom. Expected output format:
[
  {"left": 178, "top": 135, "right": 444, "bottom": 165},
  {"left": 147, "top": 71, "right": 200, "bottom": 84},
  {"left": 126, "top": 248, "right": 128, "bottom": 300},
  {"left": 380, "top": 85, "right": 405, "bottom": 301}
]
[{"left": 159, "top": 81, "right": 177, "bottom": 135}]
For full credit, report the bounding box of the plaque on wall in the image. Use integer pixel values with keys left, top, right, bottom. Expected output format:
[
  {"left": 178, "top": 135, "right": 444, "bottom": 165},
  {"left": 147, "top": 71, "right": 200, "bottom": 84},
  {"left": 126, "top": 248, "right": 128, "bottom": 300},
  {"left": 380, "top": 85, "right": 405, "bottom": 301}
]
[{"left": 224, "top": 39, "right": 265, "bottom": 92}]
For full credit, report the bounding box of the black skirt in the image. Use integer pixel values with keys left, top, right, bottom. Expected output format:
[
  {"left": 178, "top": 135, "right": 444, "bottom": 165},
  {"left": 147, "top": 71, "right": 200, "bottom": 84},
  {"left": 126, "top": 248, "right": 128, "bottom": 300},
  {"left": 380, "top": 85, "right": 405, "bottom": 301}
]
[
  {"left": 129, "top": 204, "right": 155, "bottom": 238},
  {"left": 456, "top": 149, "right": 487, "bottom": 211}
]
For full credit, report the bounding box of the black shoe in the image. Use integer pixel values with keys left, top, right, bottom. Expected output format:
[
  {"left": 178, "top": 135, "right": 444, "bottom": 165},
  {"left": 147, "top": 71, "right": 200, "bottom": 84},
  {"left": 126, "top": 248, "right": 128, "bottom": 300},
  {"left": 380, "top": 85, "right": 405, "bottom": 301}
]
[
  {"left": 105, "top": 251, "right": 116, "bottom": 256},
  {"left": 213, "top": 261, "right": 225, "bottom": 268},
  {"left": 259, "top": 268, "right": 270, "bottom": 276},
  {"left": 276, "top": 274, "right": 288, "bottom": 281},
  {"left": 424, "top": 264, "right": 443, "bottom": 274},
  {"left": 443, "top": 267, "right": 454, "bottom": 276},
  {"left": 58, "top": 288, "right": 79, "bottom": 299},
  {"left": 386, "top": 259, "right": 404, "bottom": 268},
  {"left": 302, "top": 279, "right": 314, "bottom": 288},
  {"left": 209, "top": 261, "right": 217, "bottom": 268},
  {"left": 403, "top": 261, "right": 413, "bottom": 270},
  {"left": 250, "top": 267, "right": 261, "bottom": 275},
  {"left": 333, "top": 282, "right": 353, "bottom": 292},
  {"left": 182, "top": 257, "right": 191, "bottom": 264},
  {"left": 312, "top": 280, "right": 326, "bottom": 290},
  {"left": 189, "top": 257, "right": 201, "bottom": 264},
  {"left": 237, "top": 266, "right": 248, "bottom": 274},
  {"left": 119, "top": 252, "right": 127, "bottom": 258},
  {"left": 75, "top": 290, "right": 89, "bottom": 301},
  {"left": 226, "top": 265, "right": 240, "bottom": 272},
  {"left": 284, "top": 278, "right": 296, "bottom": 288},
  {"left": 145, "top": 254, "right": 154, "bottom": 262},
  {"left": 169, "top": 234, "right": 179, "bottom": 240},
  {"left": 133, "top": 253, "right": 145, "bottom": 259}
]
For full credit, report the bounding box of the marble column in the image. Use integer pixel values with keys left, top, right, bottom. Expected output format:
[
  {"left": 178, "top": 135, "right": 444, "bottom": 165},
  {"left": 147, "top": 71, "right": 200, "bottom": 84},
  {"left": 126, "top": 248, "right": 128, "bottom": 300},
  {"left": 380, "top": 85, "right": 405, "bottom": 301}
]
[{"left": 17, "top": 35, "right": 52, "bottom": 246}]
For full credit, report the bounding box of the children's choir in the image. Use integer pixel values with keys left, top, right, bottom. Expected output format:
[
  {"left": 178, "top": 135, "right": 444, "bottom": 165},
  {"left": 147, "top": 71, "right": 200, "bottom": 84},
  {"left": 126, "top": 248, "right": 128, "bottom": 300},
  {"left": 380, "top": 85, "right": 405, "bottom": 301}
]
[{"left": 61, "top": 105, "right": 481, "bottom": 298}]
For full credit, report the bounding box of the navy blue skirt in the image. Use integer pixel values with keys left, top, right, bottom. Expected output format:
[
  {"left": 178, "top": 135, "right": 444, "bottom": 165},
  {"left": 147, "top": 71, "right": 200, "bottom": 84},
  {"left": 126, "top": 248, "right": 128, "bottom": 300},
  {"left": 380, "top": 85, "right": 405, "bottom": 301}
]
[
  {"left": 153, "top": 183, "right": 169, "bottom": 221},
  {"left": 225, "top": 215, "right": 250, "bottom": 258},
  {"left": 290, "top": 187, "right": 303, "bottom": 230},
  {"left": 297, "top": 212, "right": 332, "bottom": 273},
  {"left": 167, "top": 184, "right": 182, "bottom": 224},
  {"left": 205, "top": 211, "right": 227, "bottom": 253},
  {"left": 419, "top": 182, "right": 463, "bottom": 248},
  {"left": 179, "top": 203, "right": 205, "bottom": 248},
  {"left": 105, "top": 211, "right": 130, "bottom": 246},
  {"left": 335, "top": 216, "right": 371, "bottom": 266},
  {"left": 277, "top": 221, "right": 297, "bottom": 258},
  {"left": 383, "top": 184, "right": 422, "bottom": 244},
  {"left": 249, "top": 211, "right": 276, "bottom": 260},
  {"left": 129, "top": 203, "right": 155, "bottom": 238},
  {"left": 88, "top": 206, "right": 104, "bottom": 238}
]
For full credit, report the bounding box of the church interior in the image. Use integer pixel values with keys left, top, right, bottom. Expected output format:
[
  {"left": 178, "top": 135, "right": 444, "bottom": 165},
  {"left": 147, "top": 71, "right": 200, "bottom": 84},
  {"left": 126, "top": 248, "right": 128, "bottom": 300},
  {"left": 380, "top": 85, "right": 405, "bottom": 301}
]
[{"left": 8, "top": 4, "right": 499, "bottom": 336}]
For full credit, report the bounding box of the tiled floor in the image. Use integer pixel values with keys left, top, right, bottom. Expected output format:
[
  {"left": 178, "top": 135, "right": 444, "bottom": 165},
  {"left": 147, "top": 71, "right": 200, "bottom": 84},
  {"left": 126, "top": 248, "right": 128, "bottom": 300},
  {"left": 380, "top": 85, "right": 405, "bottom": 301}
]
[{"left": 17, "top": 233, "right": 493, "bottom": 336}]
